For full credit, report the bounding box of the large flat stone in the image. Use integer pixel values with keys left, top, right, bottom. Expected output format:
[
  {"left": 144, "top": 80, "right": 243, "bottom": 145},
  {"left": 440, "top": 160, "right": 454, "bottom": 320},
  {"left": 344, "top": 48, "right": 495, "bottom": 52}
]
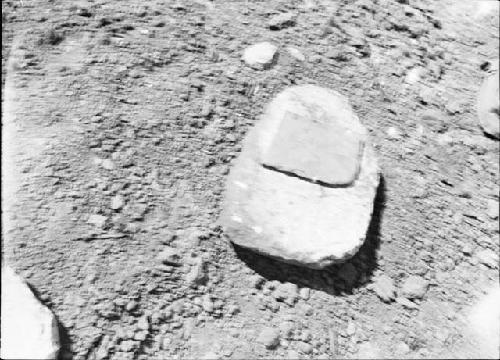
[{"left": 220, "top": 85, "right": 379, "bottom": 269}]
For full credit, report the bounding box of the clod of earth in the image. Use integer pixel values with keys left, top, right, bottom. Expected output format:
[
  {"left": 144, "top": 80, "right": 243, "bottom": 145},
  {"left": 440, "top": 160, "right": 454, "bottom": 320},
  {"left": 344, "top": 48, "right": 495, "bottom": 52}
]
[
  {"left": 477, "top": 65, "right": 499, "bottom": 139},
  {"left": 1, "top": 266, "right": 60, "bottom": 360},
  {"left": 220, "top": 85, "right": 380, "bottom": 268}
]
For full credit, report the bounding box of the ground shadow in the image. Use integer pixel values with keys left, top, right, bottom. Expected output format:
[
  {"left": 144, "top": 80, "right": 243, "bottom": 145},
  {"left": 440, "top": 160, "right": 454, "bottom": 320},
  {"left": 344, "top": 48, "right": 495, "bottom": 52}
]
[{"left": 232, "top": 176, "right": 386, "bottom": 296}]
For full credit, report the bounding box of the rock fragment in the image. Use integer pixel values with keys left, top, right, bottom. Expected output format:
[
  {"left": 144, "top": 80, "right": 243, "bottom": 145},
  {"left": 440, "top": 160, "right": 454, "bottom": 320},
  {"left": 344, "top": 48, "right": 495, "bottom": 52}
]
[
  {"left": 299, "top": 287, "right": 311, "bottom": 300},
  {"left": 88, "top": 214, "right": 108, "bottom": 228},
  {"left": 185, "top": 257, "right": 208, "bottom": 286},
  {"left": 286, "top": 47, "right": 306, "bottom": 62},
  {"left": 371, "top": 275, "right": 396, "bottom": 302},
  {"left": 486, "top": 199, "right": 499, "bottom": 219},
  {"left": 297, "top": 341, "right": 313, "bottom": 354},
  {"left": 111, "top": 195, "right": 125, "bottom": 210},
  {"left": 274, "top": 282, "right": 299, "bottom": 305},
  {"left": 269, "top": 12, "right": 297, "bottom": 30},
  {"left": 257, "top": 327, "right": 280, "bottom": 349},
  {"left": 400, "top": 276, "right": 429, "bottom": 300},
  {"left": 476, "top": 249, "right": 498, "bottom": 268},
  {"left": 242, "top": 42, "right": 278, "bottom": 70},
  {"left": 157, "top": 247, "right": 181, "bottom": 266}
]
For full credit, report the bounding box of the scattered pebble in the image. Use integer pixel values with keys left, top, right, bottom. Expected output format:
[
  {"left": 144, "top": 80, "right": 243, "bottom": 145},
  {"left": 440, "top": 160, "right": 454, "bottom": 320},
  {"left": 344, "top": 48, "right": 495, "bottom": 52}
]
[
  {"left": 274, "top": 282, "right": 299, "bottom": 306},
  {"left": 396, "top": 297, "right": 419, "bottom": 309},
  {"left": 257, "top": 327, "right": 280, "bottom": 349},
  {"left": 346, "top": 322, "right": 357, "bottom": 336},
  {"left": 157, "top": 247, "right": 181, "bottom": 266},
  {"left": 185, "top": 257, "right": 208, "bottom": 286},
  {"left": 137, "top": 316, "right": 149, "bottom": 331},
  {"left": 299, "top": 287, "right": 310, "bottom": 300},
  {"left": 371, "top": 275, "right": 396, "bottom": 303},
  {"left": 202, "top": 295, "right": 214, "bottom": 313},
  {"left": 297, "top": 341, "right": 313, "bottom": 354},
  {"left": 242, "top": 42, "right": 278, "bottom": 70},
  {"left": 111, "top": 195, "right": 125, "bottom": 210},
  {"left": 386, "top": 126, "right": 402, "bottom": 140},
  {"left": 486, "top": 199, "right": 499, "bottom": 219},
  {"left": 279, "top": 322, "right": 294, "bottom": 339},
  {"left": 286, "top": 350, "right": 300, "bottom": 359},
  {"left": 405, "top": 67, "right": 424, "bottom": 84},
  {"left": 476, "top": 249, "right": 498, "bottom": 268},
  {"left": 227, "top": 304, "right": 240, "bottom": 316},
  {"left": 400, "top": 275, "right": 429, "bottom": 300},
  {"left": 394, "top": 341, "right": 411, "bottom": 355},
  {"left": 462, "top": 244, "right": 473, "bottom": 256},
  {"left": 161, "top": 337, "right": 172, "bottom": 350},
  {"left": 125, "top": 301, "right": 138, "bottom": 313},
  {"left": 287, "top": 47, "right": 306, "bottom": 62},
  {"left": 87, "top": 214, "right": 108, "bottom": 228},
  {"left": 101, "top": 159, "right": 115, "bottom": 170},
  {"left": 269, "top": 12, "right": 297, "bottom": 30},
  {"left": 357, "top": 341, "right": 382, "bottom": 359},
  {"left": 250, "top": 274, "right": 265, "bottom": 289}
]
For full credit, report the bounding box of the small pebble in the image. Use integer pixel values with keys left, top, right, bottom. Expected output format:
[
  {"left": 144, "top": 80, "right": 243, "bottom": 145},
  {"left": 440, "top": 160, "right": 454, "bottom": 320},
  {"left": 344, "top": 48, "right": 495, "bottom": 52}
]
[{"left": 257, "top": 327, "right": 280, "bottom": 349}]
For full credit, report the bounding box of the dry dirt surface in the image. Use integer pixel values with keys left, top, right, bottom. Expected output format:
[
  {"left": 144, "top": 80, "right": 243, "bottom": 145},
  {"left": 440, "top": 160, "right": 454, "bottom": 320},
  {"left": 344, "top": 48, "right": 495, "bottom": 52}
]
[{"left": 1, "top": 0, "right": 499, "bottom": 359}]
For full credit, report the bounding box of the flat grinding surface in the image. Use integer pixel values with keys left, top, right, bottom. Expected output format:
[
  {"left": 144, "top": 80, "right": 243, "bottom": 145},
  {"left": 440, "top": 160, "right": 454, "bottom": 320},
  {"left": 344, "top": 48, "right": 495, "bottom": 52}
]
[{"left": 262, "top": 111, "right": 364, "bottom": 186}]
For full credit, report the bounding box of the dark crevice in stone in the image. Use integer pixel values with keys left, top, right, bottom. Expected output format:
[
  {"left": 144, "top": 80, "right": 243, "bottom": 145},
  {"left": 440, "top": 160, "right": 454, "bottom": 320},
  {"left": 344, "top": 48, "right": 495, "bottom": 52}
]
[{"left": 261, "top": 163, "right": 355, "bottom": 188}]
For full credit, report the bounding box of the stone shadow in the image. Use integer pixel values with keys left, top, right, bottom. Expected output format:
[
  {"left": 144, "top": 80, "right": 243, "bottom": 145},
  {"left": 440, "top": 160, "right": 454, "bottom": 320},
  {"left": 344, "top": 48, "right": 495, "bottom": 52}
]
[{"left": 232, "top": 176, "right": 386, "bottom": 296}]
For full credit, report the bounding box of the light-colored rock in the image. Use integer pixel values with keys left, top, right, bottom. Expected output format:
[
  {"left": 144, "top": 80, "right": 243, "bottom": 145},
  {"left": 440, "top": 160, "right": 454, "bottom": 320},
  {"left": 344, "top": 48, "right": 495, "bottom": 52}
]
[
  {"left": 101, "top": 158, "right": 115, "bottom": 170},
  {"left": 287, "top": 47, "right": 306, "bottom": 62},
  {"left": 1, "top": 266, "right": 60, "bottom": 360},
  {"left": 299, "top": 287, "right": 310, "bottom": 300},
  {"left": 356, "top": 341, "right": 382, "bottom": 359},
  {"left": 386, "top": 126, "right": 402, "bottom": 140},
  {"left": 157, "top": 247, "right": 181, "bottom": 265},
  {"left": 400, "top": 276, "right": 429, "bottom": 300},
  {"left": 185, "top": 257, "right": 207, "bottom": 286},
  {"left": 394, "top": 341, "right": 411, "bottom": 355},
  {"left": 476, "top": 249, "right": 498, "bottom": 268},
  {"left": 257, "top": 327, "right": 280, "bottom": 349},
  {"left": 111, "top": 195, "right": 125, "bottom": 210},
  {"left": 477, "top": 68, "right": 499, "bottom": 138},
  {"left": 297, "top": 341, "right": 313, "bottom": 354},
  {"left": 220, "top": 85, "right": 379, "bottom": 268},
  {"left": 396, "top": 297, "right": 419, "bottom": 309},
  {"left": 242, "top": 42, "right": 278, "bottom": 70},
  {"left": 274, "top": 282, "right": 299, "bottom": 305},
  {"left": 87, "top": 214, "right": 108, "bottom": 228},
  {"left": 405, "top": 67, "right": 424, "bottom": 84},
  {"left": 371, "top": 274, "right": 396, "bottom": 302},
  {"left": 486, "top": 199, "right": 499, "bottom": 219}
]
